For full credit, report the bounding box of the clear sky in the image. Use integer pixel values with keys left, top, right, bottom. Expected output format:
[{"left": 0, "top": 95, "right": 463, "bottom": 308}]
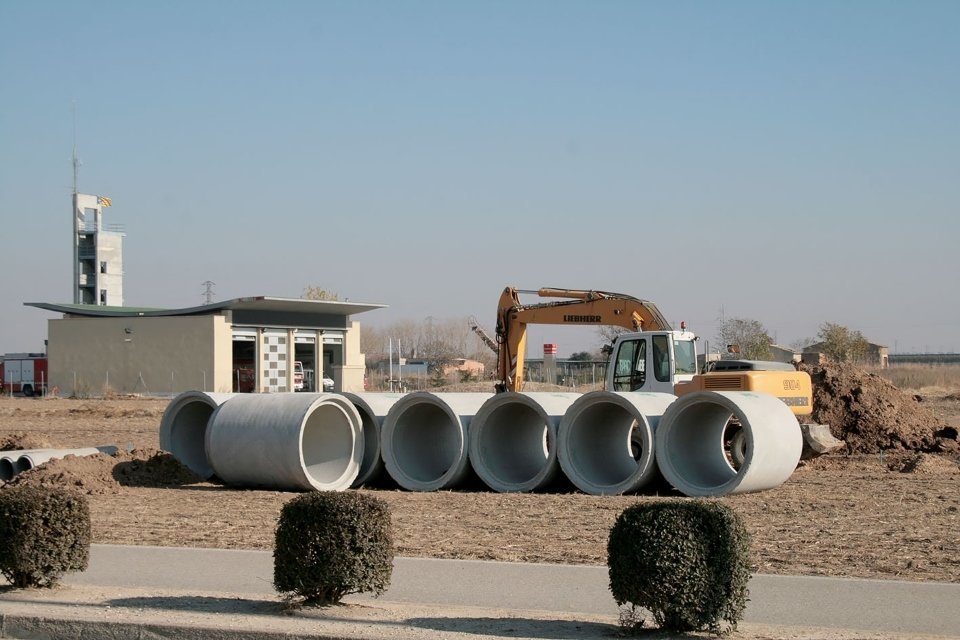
[{"left": 1, "top": 1, "right": 958, "bottom": 357}]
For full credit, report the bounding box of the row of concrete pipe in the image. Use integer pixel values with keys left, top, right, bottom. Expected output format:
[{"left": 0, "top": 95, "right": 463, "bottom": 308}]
[
  {"left": 160, "top": 389, "right": 803, "bottom": 497},
  {"left": 0, "top": 446, "right": 118, "bottom": 482}
]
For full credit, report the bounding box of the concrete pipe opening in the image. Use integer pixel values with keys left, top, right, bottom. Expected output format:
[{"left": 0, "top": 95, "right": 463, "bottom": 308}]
[
  {"left": 557, "top": 392, "right": 677, "bottom": 495},
  {"left": 469, "top": 392, "right": 580, "bottom": 492},
  {"left": 342, "top": 392, "right": 406, "bottom": 487},
  {"left": 381, "top": 392, "right": 492, "bottom": 491},
  {"left": 0, "top": 456, "right": 15, "bottom": 481},
  {"left": 655, "top": 391, "right": 803, "bottom": 497},
  {"left": 206, "top": 393, "right": 362, "bottom": 492},
  {"left": 159, "top": 391, "right": 234, "bottom": 480}
]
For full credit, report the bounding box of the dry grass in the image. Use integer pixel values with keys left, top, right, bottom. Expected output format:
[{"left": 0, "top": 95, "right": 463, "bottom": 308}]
[{"left": 870, "top": 364, "right": 960, "bottom": 394}]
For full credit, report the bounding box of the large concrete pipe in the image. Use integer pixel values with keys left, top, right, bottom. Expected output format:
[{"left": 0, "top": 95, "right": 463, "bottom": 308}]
[
  {"left": 205, "top": 393, "right": 362, "bottom": 491},
  {"left": 655, "top": 390, "right": 803, "bottom": 497},
  {"left": 159, "top": 391, "right": 235, "bottom": 480},
  {"left": 468, "top": 392, "right": 581, "bottom": 492},
  {"left": 16, "top": 446, "right": 119, "bottom": 474},
  {"left": 557, "top": 391, "right": 677, "bottom": 495},
  {"left": 381, "top": 392, "right": 493, "bottom": 491},
  {"left": 341, "top": 392, "right": 406, "bottom": 487}
]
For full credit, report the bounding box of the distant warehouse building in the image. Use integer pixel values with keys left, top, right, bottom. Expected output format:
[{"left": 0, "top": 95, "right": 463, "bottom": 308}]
[{"left": 26, "top": 296, "right": 384, "bottom": 396}]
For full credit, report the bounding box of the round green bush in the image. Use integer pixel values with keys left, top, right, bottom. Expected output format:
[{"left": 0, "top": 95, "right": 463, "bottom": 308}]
[
  {"left": 0, "top": 486, "right": 91, "bottom": 588},
  {"left": 607, "top": 500, "right": 751, "bottom": 633},
  {"left": 274, "top": 491, "right": 393, "bottom": 605}
]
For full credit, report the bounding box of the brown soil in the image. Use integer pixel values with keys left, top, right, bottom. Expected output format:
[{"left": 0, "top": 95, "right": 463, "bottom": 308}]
[
  {"left": 1, "top": 363, "right": 959, "bottom": 585},
  {"left": 805, "top": 362, "right": 960, "bottom": 453}
]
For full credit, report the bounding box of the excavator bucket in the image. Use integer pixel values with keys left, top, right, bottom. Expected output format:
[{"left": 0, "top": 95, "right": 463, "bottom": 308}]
[{"left": 799, "top": 423, "right": 844, "bottom": 460}]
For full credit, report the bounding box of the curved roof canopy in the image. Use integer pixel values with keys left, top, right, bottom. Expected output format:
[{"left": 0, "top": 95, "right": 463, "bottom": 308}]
[{"left": 26, "top": 296, "right": 386, "bottom": 318}]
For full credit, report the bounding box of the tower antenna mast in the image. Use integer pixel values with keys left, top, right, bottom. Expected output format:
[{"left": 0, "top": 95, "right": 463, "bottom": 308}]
[{"left": 72, "top": 101, "right": 81, "bottom": 195}]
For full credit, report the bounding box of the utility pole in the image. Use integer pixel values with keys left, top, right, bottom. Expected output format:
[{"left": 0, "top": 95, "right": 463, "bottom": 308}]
[{"left": 201, "top": 281, "right": 216, "bottom": 304}]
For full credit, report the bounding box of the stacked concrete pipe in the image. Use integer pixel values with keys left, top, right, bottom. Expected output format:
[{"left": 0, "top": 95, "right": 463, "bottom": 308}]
[
  {"left": 381, "top": 392, "right": 493, "bottom": 491},
  {"left": 205, "top": 392, "right": 363, "bottom": 491},
  {"left": 468, "top": 392, "right": 580, "bottom": 492},
  {"left": 655, "top": 390, "right": 803, "bottom": 496},
  {"left": 341, "top": 392, "right": 406, "bottom": 487},
  {"left": 159, "top": 391, "right": 235, "bottom": 480},
  {"left": 557, "top": 391, "right": 677, "bottom": 495}
]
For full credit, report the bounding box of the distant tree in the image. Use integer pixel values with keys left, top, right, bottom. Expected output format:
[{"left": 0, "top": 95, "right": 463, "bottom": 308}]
[
  {"left": 569, "top": 351, "right": 594, "bottom": 361},
  {"left": 597, "top": 326, "right": 628, "bottom": 351},
  {"left": 716, "top": 318, "right": 772, "bottom": 360},
  {"left": 790, "top": 337, "right": 817, "bottom": 352},
  {"left": 302, "top": 286, "right": 340, "bottom": 301},
  {"left": 817, "top": 322, "right": 869, "bottom": 362}
]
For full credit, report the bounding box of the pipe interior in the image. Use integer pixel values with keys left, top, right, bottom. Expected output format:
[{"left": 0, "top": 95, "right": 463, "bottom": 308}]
[
  {"left": 302, "top": 403, "right": 355, "bottom": 485},
  {"left": 391, "top": 403, "right": 458, "bottom": 483},
  {"left": 17, "top": 456, "right": 35, "bottom": 472},
  {"left": 0, "top": 458, "right": 14, "bottom": 481},
  {"left": 480, "top": 404, "right": 550, "bottom": 484},
  {"left": 567, "top": 404, "right": 641, "bottom": 485},
  {"left": 664, "top": 402, "right": 739, "bottom": 488},
  {"left": 169, "top": 400, "right": 216, "bottom": 475}
]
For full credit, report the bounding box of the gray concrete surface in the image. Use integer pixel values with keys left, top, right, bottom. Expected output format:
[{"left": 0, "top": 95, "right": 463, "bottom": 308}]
[{"left": 0, "top": 544, "right": 957, "bottom": 639}]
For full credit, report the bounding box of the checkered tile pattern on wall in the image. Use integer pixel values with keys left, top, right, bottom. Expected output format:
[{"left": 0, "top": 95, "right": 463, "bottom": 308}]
[{"left": 261, "top": 333, "right": 289, "bottom": 392}]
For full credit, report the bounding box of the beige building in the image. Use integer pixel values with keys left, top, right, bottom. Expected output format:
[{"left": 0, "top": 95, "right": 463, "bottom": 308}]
[
  {"left": 27, "top": 297, "right": 384, "bottom": 396},
  {"left": 802, "top": 340, "right": 889, "bottom": 368}
]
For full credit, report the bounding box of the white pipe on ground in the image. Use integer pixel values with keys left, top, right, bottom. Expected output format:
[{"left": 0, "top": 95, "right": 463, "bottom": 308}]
[
  {"left": 1, "top": 455, "right": 17, "bottom": 481},
  {"left": 557, "top": 391, "right": 676, "bottom": 495},
  {"left": 468, "top": 392, "right": 581, "bottom": 492},
  {"left": 205, "top": 392, "right": 362, "bottom": 491},
  {"left": 341, "top": 392, "right": 406, "bottom": 487},
  {"left": 381, "top": 392, "right": 493, "bottom": 491},
  {"left": 159, "top": 391, "right": 235, "bottom": 480},
  {"left": 15, "top": 446, "right": 119, "bottom": 474},
  {"left": 655, "top": 390, "right": 803, "bottom": 496}
]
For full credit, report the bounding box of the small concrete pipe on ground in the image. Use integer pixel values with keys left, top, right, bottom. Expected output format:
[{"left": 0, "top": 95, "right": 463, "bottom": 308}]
[
  {"left": 557, "top": 391, "right": 677, "bottom": 495},
  {"left": 468, "top": 392, "right": 581, "bottom": 492},
  {"left": 205, "top": 392, "right": 363, "bottom": 492},
  {"left": 381, "top": 392, "right": 493, "bottom": 491},
  {"left": 15, "top": 446, "right": 120, "bottom": 474},
  {"left": 1, "top": 455, "right": 18, "bottom": 481},
  {"left": 341, "top": 392, "right": 407, "bottom": 487},
  {"left": 655, "top": 390, "right": 803, "bottom": 497},
  {"left": 159, "top": 391, "right": 235, "bottom": 480}
]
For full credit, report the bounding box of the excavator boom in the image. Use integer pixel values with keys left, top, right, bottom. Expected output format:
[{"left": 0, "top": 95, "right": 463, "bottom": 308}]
[{"left": 495, "top": 287, "right": 672, "bottom": 392}]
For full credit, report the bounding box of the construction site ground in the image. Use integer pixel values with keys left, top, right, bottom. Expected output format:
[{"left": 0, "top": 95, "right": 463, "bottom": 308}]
[{"left": 1, "top": 363, "right": 959, "bottom": 639}]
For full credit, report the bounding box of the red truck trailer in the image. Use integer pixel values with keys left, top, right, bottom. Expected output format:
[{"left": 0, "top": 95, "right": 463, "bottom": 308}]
[{"left": 0, "top": 353, "right": 49, "bottom": 396}]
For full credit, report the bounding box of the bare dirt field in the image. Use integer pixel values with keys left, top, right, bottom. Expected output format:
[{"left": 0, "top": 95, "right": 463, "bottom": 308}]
[{"left": 1, "top": 363, "right": 958, "bottom": 585}]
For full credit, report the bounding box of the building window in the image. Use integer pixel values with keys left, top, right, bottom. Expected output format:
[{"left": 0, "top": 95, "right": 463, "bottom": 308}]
[
  {"left": 100, "top": 289, "right": 107, "bottom": 305},
  {"left": 100, "top": 261, "right": 107, "bottom": 274}
]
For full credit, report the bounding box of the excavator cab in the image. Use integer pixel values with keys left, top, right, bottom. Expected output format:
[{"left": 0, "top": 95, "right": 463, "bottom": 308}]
[{"left": 608, "top": 331, "right": 699, "bottom": 393}]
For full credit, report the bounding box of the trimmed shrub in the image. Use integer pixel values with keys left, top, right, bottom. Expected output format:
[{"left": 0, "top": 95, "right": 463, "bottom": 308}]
[
  {"left": 274, "top": 491, "right": 393, "bottom": 605},
  {"left": 0, "top": 486, "right": 91, "bottom": 588},
  {"left": 607, "top": 500, "right": 751, "bottom": 634}
]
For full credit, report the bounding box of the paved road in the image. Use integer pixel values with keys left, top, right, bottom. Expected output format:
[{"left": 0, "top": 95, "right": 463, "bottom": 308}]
[{"left": 67, "top": 544, "right": 960, "bottom": 637}]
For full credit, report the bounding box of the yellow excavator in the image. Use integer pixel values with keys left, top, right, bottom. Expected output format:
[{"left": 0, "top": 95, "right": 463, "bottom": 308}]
[{"left": 494, "top": 286, "right": 842, "bottom": 461}]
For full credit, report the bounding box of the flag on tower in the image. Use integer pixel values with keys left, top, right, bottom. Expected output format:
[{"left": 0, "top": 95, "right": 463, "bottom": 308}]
[{"left": 98, "top": 195, "right": 112, "bottom": 207}]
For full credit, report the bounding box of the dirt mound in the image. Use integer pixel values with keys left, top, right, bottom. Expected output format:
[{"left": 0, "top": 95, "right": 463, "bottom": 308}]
[
  {"left": 0, "top": 431, "right": 55, "bottom": 451},
  {"left": 806, "top": 362, "right": 960, "bottom": 454},
  {"left": 5, "top": 448, "right": 202, "bottom": 495}
]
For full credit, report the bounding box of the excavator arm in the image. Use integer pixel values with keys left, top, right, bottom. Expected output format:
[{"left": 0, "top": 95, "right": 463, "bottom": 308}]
[{"left": 495, "top": 287, "right": 673, "bottom": 392}]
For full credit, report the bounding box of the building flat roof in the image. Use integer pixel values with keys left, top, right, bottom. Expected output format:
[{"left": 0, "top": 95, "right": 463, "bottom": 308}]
[{"left": 25, "top": 296, "right": 386, "bottom": 318}]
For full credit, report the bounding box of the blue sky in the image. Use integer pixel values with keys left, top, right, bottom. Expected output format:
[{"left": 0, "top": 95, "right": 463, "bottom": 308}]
[{"left": 1, "top": 1, "right": 958, "bottom": 356}]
